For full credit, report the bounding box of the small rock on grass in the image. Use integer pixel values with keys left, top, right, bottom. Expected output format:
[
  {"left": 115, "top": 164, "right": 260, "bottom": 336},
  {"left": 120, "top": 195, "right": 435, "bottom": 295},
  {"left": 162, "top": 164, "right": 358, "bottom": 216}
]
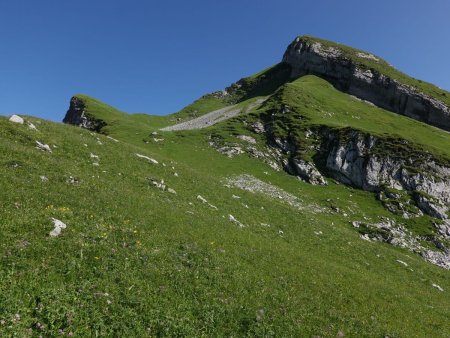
[
  {"left": 432, "top": 283, "right": 444, "bottom": 292},
  {"left": 36, "top": 141, "right": 52, "bottom": 153},
  {"left": 28, "top": 122, "right": 38, "bottom": 130},
  {"left": 9, "top": 115, "right": 24, "bottom": 124},
  {"left": 49, "top": 218, "right": 67, "bottom": 237},
  {"left": 135, "top": 153, "right": 158, "bottom": 164},
  {"left": 396, "top": 260, "right": 408, "bottom": 267},
  {"left": 228, "top": 214, "right": 245, "bottom": 228}
]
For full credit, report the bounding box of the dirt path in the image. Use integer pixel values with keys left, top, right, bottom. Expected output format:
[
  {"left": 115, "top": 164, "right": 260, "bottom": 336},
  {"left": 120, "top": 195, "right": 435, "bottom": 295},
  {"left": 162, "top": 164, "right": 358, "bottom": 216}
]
[{"left": 161, "top": 98, "right": 266, "bottom": 131}]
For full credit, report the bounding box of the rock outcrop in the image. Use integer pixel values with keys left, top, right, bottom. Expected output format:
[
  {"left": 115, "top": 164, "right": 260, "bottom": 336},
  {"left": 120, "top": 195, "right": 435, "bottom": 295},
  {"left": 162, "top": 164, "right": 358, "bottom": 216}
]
[
  {"left": 285, "top": 159, "right": 327, "bottom": 186},
  {"left": 282, "top": 37, "right": 450, "bottom": 131},
  {"left": 322, "top": 128, "right": 450, "bottom": 220},
  {"left": 63, "top": 96, "right": 106, "bottom": 132}
]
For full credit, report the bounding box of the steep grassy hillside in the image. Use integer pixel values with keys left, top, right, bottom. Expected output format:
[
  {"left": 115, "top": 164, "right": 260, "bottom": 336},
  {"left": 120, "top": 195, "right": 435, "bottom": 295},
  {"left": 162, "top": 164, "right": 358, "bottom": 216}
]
[
  {"left": 261, "top": 75, "right": 450, "bottom": 160},
  {"left": 1, "top": 105, "right": 450, "bottom": 337},
  {"left": 2, "top": 36, "right": 450, "bottom": 337}
]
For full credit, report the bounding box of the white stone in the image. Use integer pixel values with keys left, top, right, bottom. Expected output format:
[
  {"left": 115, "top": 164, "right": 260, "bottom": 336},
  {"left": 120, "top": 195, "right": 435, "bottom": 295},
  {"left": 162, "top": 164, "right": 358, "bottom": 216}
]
[
  {"left": 396, "top": 260, "right": 408, "bottom": 267},
  {"left": 135, "top": 153, "right": 158, "bottom": 164},
  {"left": 27, "top": 122, "right": 37, "bottom": 130},
  {"left": 432, "top": 283, "right": 444, "bottom": 292},
  {"left": 236, "top": 135, "right": 256, "bottom": 144},
  {"left": 9, "top": 115, "right": 24, "bottom": 124},
  {"left": 228, "top": 214, "right": 245, "bottom": 228},
  {"left": 49, "top": 218, "right": 67, "bottom": 237},
  {"left": 35, "top": 141, "right": 52, "bottom": 153},
  {"left": 197, "top": 195, "right": 208, "bottom": 203}
]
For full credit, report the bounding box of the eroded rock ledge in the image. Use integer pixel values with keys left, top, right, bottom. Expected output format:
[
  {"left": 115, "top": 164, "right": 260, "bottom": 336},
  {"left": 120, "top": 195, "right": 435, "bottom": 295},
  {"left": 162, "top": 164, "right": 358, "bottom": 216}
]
[
  {"left": 282, "top": 37, "right": 450, "bottom": 131},
  {"left": 63, "top": 96, "right": 106, "bottom": 132}
]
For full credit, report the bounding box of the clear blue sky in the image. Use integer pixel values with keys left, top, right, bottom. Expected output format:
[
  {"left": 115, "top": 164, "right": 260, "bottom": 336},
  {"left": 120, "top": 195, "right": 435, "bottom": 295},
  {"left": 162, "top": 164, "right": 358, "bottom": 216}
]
[{"left": 1, "top": 0, "right": 449, "bottom": 121}]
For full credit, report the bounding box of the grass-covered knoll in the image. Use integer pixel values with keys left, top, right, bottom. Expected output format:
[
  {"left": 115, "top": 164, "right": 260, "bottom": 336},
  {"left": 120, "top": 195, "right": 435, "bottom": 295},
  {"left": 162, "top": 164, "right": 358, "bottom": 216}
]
[
  {"left": 70, "top": 94, "right": 170, "bottom": 140},
  {"left": 262, "top": 75, "right": 450, "bottom": 161},
  {"left": 1, "top": 113, "right": 450, "bottom": 337},
  {"left": 296, "top": 35, "right": 450, "bottom": 106}
]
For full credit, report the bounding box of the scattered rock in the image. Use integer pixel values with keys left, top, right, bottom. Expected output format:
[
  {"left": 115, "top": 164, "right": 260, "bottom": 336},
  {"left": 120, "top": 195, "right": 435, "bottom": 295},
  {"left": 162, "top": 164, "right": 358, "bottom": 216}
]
[
  {"left": 218, "top": 146, "right": 244, "bottom": 158},
  {"left": 432, "top": 283, "right": 444, "bottom": 292},
  {"left": 251, "top": 121, "right": 265, "bottom": 134},
  {"left": 148, "top": 178, "right": 166, "bottom": 191},
  {"left": 9, "top": 115, "right": 24, "bottom": 124},
  {"left": 228, "top": 214, "right": 245, "bottom": 227},
  {"left": 360, "top": 234, "right": 371, "bottom": 241},
  {"left": 90, "top": 153, "right": 99, "bottom": 160},
  {"left": 226, "top": 174, "right": 324, "bottom": 212},
  {"left": 49, "top": 218, "right": 67, "bottom": 237},
  {"left": 66, "top": 176, "right": 81, "bottom": 185},
  {"left": 106, "top": 135, "right": 119, "bottom": 142},
  {"left": 356, "top": 52, "right": 379, "bottom": 61},
  {"left": 27, "top": 122, "right": 38, "bottom": 130},
  {"left": 421, "top": 250, "right": 450, "bottom": 270},
  {"left": 396, "top": 260, "right": 408, "bottom": 267},
  {"left": 236, "top": 135, "right": 256, "bottom": 144},
  {"left": 196, "top": 195, "right": 218, "bottom": 209},
  {"left": 167, "top": 188, "right": 177, "bottom": 194},
  {"left": 197, "top": 195, "right": 208, "bottom": 203},
  {"left": 336, "top": 331, "right": 345, "bottom": 338},
  {"left": 35, "top": 141, "right": 52, "bottom": 153},
  {"left": 40, "top": 176, "right": 48, "bottom": 182},
  {"left": 136, "top": 153, "right": 158, "bottom": 164}
]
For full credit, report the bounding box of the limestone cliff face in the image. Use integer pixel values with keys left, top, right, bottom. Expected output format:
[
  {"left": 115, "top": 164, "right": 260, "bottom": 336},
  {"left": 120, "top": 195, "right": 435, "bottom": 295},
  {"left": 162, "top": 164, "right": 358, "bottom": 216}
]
[
  {"left": 263, "top": 123, "right": 450, "bottom": 221},
  {"left": 63, "top": 96, "right": 106, "bottom": 132},
  {"left": 322, "top": 129, "right": 450, "bottom": 218},
  {"left": 282, "top": 37, "right": 450, "bottom": 131}
]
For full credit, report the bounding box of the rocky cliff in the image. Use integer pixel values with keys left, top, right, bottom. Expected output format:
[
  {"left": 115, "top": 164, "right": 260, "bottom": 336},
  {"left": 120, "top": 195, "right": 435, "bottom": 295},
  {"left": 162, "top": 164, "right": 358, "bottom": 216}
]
[
  {"left": 63, "top": 96, "right": 106, "bottom": 132},
  {"left": 282, "top": 37, "right": 450, "bottom": 131},
  {"left": 260, "top": 117, "right": 450, "bottom": 224},
  {"left": 322, "top": 128, "right": 450, "bottom": 220}
]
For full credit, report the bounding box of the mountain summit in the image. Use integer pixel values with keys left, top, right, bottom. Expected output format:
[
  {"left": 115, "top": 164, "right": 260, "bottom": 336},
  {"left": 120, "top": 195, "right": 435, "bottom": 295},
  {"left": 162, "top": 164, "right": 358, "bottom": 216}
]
[{"left": 283, "top": 36, "right": 450, "bottom": 131}]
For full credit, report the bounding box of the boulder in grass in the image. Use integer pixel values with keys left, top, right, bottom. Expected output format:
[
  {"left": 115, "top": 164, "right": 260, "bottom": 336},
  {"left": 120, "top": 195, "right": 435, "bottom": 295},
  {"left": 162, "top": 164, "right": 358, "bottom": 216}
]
[
  {"left": 9, "top": 115, "right": 24, "bottom": 124},
  {"left": 49, "top": 218, "right": 67, "bottom": 237}
]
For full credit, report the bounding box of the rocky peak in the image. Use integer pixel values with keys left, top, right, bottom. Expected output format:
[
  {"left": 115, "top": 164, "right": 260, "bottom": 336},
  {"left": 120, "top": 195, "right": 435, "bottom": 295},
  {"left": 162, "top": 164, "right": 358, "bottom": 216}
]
[
  {"left": 63, "top": 96, "right": 106, "bottom": 132},
  {"left": 282, "top": 36, "right": 450, "bottom": 131}
]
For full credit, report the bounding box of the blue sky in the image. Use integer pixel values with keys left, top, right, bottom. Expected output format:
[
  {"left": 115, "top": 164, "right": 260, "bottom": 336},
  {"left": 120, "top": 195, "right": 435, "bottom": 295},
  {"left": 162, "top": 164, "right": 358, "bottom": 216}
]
[{"left": 1, "top": 0, "right": 449, "bottom": 120}]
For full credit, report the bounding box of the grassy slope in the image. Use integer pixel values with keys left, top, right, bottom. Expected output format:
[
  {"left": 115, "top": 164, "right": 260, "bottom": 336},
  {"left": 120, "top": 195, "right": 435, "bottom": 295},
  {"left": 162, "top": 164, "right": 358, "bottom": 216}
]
[
  {"left": 1, "top": 99, "right": 450, "bottom": 336},
  {"left": 262, "top": 75, "right": 450, "bottom": 161},
  {"left": 169, "top": 35, "right": 450, "bottom": 126},
  {"left": 2, "top": 38, "right": 450, "bottom": 337}
]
